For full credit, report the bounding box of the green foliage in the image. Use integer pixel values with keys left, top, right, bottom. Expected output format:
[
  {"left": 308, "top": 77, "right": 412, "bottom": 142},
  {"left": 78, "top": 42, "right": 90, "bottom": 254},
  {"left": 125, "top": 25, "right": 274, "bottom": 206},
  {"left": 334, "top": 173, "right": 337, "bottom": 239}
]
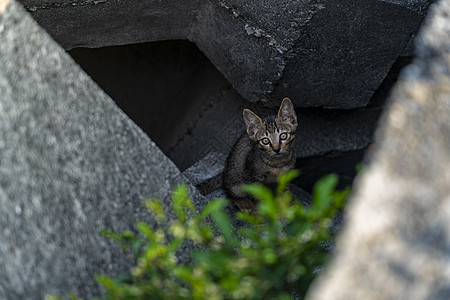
[
  {"left": 45, "top": 292, "right": 82, "bottom": 300},
  {"left": 95, "top": 171, "right": 350, "bottom": 300}
]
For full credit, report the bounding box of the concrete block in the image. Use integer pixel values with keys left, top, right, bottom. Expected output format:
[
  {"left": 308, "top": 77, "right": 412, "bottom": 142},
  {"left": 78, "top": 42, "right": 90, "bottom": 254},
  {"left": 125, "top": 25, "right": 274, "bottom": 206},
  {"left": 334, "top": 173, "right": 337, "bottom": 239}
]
[
  {"left": 0, "top": 1, "right": 204, "bottom": 298},
  {"left": 308, "top": 1, "right": 450, "bottom": 298},
  {"left": 191, "top": 0, "right": 429, "bottom": 108},
  {"left": 18, "top": 0, "right": 431, "bottom": 108}
]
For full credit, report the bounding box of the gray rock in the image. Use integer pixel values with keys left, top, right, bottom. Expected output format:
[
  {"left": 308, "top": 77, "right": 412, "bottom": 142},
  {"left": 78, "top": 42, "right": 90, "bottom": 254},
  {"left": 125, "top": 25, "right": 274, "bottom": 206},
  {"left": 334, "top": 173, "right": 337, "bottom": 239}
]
[
  {"left": 271, "top": 0, "right": 425, "bottom": 108},
  {"left": 17, "top": 0, "right": 430, "bottom": 108},
  {"left": 295, "top": 149, "right": 365, "bottom": 193},
  {"left": 380, "top": 0, "right": 432, "bottom": 13},
  {"left": 308, "top": 1, "right": 450, "bottom": 299},
  {"left": 294, "top": 107, "right": 381, "bottom": 157},
  {"left": 183, "top": 151, "right": 227, "bottom": 195},
  {"left": 0, "top": 1, "right": 205, "bottom": 299},
  {"left": 19, "top": 0, "right": 202, "bottom": 48},
  {"left": 183, "top": 151, "right": 227, "bottom": 187},
  {"left": 192, "top": 0, "right": 428, "bottom": 108},
  {"left": 65, "top": 43, "right": 383, "bottom": 173}
]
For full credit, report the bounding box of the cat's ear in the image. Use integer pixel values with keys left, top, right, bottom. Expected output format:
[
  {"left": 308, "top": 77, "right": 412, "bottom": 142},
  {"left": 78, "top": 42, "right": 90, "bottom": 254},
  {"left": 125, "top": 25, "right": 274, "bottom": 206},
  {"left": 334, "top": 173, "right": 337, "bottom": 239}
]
[
  {"left": 277, "top": 97, "right": 297, "bottom": 129},
  {"left": 243, "top": 109, "right": 264, "bottom": 139}
]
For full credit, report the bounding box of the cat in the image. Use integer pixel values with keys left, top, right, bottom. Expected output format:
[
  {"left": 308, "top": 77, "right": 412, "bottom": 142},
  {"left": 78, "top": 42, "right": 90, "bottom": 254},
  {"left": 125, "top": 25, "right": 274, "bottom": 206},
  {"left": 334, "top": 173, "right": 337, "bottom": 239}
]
[{"left": 223, "top": 97, "right": 298, "bottom": 213}]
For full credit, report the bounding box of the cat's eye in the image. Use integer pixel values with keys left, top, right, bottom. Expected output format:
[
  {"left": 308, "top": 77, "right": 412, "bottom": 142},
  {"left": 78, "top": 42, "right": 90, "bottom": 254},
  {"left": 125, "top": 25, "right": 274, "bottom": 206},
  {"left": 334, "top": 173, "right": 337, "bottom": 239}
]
[
  {"left": 261, "top": 138, "right": 270, "bottom": 145},
  {"left": 280, "top": 132, "right": 288, "bottom": 140}
]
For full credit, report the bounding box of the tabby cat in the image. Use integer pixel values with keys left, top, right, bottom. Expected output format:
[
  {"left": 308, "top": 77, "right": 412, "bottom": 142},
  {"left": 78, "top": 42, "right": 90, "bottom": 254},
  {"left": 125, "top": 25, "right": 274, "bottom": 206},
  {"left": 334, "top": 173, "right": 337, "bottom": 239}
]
[{"left": 223, "top": 98, "right": 298, "bottom": 212}]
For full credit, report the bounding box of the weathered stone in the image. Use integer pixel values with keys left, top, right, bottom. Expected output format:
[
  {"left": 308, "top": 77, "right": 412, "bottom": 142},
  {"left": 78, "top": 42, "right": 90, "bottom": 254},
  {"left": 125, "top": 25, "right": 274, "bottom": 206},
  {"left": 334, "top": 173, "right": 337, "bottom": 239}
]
[
  {"left": 183, "top": 151, "right": 226, "bottom": 195},
  {"left": 68, "top": 41, "right": 411, "bottom": 181},
  {"left": 308, "top": 1, "right": 450, "bottom": 299},
  {"left": 19, "top": 0, "right": 201, "bottom": 48},
  {"left": 67, "top": 41, "right": 225, "bottom": 153},
  {"left": 183, "top": 151, "right": 227, "bottom": 187},
  {"left": 381, "top": 0, "right": 431, "bottom": 13},
  {"left": 0, "top": 1, "right": 205, "bottom": 299},
  {"left": 17, "top": 0, "right": 430, "bottom": 108},
  {"left": 271, "top": 0, "right": 424, "bottom": 108},
  {"left": 295, "top": 149, "right": 365, "bottom": 193},
  {"left": 191, "top": 0, "right": 429, "bottom": 108}
]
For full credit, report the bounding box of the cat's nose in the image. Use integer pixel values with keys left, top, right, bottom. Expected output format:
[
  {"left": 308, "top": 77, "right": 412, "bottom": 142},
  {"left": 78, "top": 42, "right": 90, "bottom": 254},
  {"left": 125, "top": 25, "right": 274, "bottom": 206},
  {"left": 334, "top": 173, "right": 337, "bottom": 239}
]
[{"left": 273, "top": 147, "right": 281, "bottom": 153}]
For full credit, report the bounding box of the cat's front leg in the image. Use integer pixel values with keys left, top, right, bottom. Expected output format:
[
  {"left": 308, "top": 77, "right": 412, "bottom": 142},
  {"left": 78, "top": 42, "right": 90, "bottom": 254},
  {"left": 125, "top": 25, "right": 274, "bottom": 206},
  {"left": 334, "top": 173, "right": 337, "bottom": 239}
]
[{"left": 231, "top": 198, "right": 257, "bottom": 214}]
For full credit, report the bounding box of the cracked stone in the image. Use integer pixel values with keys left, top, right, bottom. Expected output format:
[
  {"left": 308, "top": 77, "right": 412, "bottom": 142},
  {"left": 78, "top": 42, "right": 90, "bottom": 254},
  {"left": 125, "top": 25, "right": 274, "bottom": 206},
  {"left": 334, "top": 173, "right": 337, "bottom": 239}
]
[{"left": 18, "top": 0, "right": 431, "bottom": 108}]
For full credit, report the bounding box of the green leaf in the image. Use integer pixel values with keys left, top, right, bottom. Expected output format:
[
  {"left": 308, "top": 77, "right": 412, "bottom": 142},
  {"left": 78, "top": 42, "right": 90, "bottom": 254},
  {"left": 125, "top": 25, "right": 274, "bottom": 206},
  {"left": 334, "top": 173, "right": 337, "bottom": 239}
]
[
  {"left": 172, "top": 184, "right": 194, "bottom": 222},
  {"left": 199, "top": 198, "right": 229, "bottom": 220},
  {"left": 131, "top": 238, "right": 146, "bottom": 259},
  {"left": 311, "top": 174, "right": 338, "bottom": 215},
  {"left": 236, "top": 211, "right": 261, "bottom": 226},
  {"left": 121, "top": 230, "right": 137, "bottom": 242},
  {"left": 355, "top": 162, "right": 365, "bottom": 174},
  {"left": 285, "top": 220, "right": 311, "bottom": 237},
  {"left": 136, "top": 222, "right": 154, "bottom": 238},
  {"left": 45, "top": 295, "right": 62, "bottom": 300},
  {"left": 99, "top": 230, "right": 121, "bottom": 244},
  {"left": 210, "top": 210, "right": 239, "bottom": 248},
  {"left": 96, "top": 275, "right": 116, "bottom": 291},
  {"left": 274, "top": 293, "right": 293, "bottom": 300},
  {"left": 241, "top": 184, "right": 274, "bottom": 203},
  {"left": 334, "top": 186, "right": 352, "bottom": 209},
  {"left": 238, "top": 227, "right": 261, "bottom": 244},
  {"left": 167, "top": 237, "right": 184, "bottom": 253},
  {"left": 145, "top": 198, "right": 166, "bottom": 222},
  {"left": 92, "top": 174, "right": 352, "bottom": 300},
  {"left": 277, "top": 169, "right": 300, "bottom": 195},
  {"left": 68, "top": 293, "right": 82, "bottom": 300}
]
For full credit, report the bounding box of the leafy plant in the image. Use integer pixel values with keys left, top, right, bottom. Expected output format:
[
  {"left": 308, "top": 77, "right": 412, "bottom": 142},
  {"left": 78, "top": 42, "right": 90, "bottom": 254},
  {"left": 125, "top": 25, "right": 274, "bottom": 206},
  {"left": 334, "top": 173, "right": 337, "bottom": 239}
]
[{"left": 93, "top": 170, "right": 350, "bottom": 299}]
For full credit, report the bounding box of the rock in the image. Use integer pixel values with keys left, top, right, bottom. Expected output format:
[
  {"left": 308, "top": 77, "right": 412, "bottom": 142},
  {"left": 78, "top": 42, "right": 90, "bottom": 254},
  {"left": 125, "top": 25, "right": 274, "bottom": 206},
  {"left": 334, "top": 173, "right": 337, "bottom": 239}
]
[
  {"left": 0, "top": 1, "right": 205, "bottom": 299},
  {"left": 183, "top": 151, "right": 227, "bottom": 195},
  {"left": 67, "top": 41, "right": 226, "bottom": 154},
  {"left": 294, "top": 107, "right": 380, "bottom": 157},
  {"left": 182, "top": 151, "right": 227, "bottom": 187},
  {"left": 17, "top": 0, "right": 430, "bottom": 108},
  {"left": 192, "top": 0, "right": 430, "bottom": 108},
  {"left": 68, "top": 41, "right": 411, "bottom": 179},
  {"left": 295, "top": 149, "right": 366, "bottom": 193},
  {"left": 307, "top": 1, "right": 450, "bottom": 299},
  {"left": 18, "top": 0, "right": 202, "bottom": 48},
  {"left": 380, "top": 0, "right": 431, "bottom": 13}
]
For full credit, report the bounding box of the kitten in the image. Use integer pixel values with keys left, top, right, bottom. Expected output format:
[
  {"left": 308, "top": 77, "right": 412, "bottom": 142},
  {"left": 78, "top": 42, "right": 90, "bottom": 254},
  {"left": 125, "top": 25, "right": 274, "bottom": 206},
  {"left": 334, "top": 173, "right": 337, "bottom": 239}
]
[{"left": 223, "top": 98, "right": 298, "bottom": 213}]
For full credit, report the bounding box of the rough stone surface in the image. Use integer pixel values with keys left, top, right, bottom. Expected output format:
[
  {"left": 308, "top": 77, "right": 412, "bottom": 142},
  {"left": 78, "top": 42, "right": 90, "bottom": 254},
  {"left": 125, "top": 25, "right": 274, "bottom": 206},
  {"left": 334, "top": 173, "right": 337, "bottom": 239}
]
[
  {"left": 68, "top": 41, "right": 411, "bottom": 188},
  {"left": 295, "top": 150, "right": 365, "bottom": 193},
  {"left": 381, "top": 0, "right": 432, "bottom": 13},
  {"left": 183, "top": 151, "right": 227, "bottom": 187},
  {"left": 271, "top": 0, "right": 423, "bottom": 108},
  {"left": 19, "top": 0, "right": 201, "bottom": 48},
  {"left": 191, "top": 0, "right": 428, "bottom": 108},
  {"left": 308, "top": 1, "right": 450, "bottom": 299},
  {"left": 0, "top": 1, "right": 205, "bottom": 299},
  {"left": 68, "top": 41, "right": 225, "bottom": 154},
  {"left": 17, "top": 0, "right": 430, "bottom": 108}
]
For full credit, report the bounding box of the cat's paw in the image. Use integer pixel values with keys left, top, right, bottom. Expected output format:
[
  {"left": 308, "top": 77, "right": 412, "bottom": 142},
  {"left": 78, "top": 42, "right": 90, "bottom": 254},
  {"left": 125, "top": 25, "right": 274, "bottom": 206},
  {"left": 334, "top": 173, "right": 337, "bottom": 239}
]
[{"left": 232, "top": 199, "right": 256, "bottom": 214}]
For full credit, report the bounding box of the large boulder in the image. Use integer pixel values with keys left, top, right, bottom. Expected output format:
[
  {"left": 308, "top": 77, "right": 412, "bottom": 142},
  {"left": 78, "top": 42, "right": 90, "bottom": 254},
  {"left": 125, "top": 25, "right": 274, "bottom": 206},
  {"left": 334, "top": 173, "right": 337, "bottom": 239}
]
[
  {"left": 17, "top": 0, "right": 431, "bottom": 108},
  {"left": 308, "top": 0, "right": 450, "bottom": 298},
  {"left": 0, "top": 1, "right": 205, "bottom": 298}
]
